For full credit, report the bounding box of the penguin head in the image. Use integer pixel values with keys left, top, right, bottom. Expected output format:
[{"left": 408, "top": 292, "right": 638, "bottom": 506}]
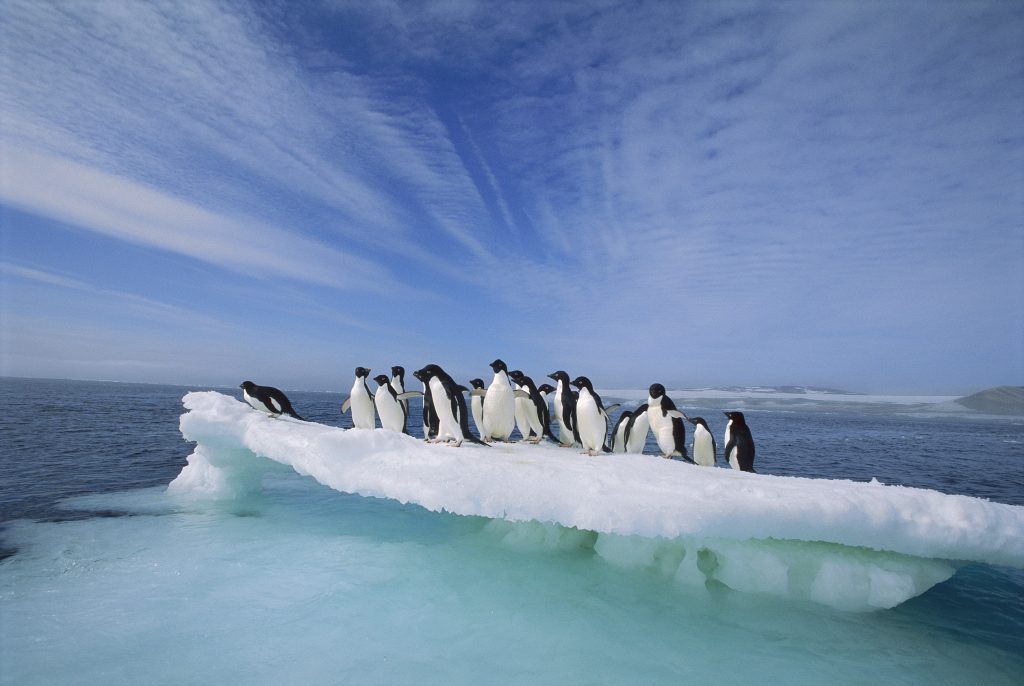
[
  {"left": 354, "top": 366, "right": 370, "bottom": 378},
  {"left": 723, "top": 411, "right": 746, "bottom": 425},
  {"left": 373, "top": 374, "right": 390, "bottom": 387},
  {"left": 547, "top": 370, "right": 569, "bottom": 383},
  {"left": 570, "top": 376, "right": 592, "bottom": 390},
  {"left": 469, "top": 378, "right": 485, "bottom": 389},
  {"left": 538, "top": 383, "right": 555, "bottom": 394},
  {"left": 391, "top": 365, "right": 405, "bottom": 379},
  {"left": 687, "top": 416, "right": 709, "bottom": 429},
  {"left": 489, "top": 359, "right": 507, "bottom": 373},
  {"left": 415, "top": 364, "right": 442, "bottom": 382},
  {"left": 648, "top": 383, "right": 666, "bottom": 400},
  {"left": 508, "top": 369, "right": 524, "bottom": 383},
  {"left": 240, "top": 381, "right": 256, "bottom": 392}
]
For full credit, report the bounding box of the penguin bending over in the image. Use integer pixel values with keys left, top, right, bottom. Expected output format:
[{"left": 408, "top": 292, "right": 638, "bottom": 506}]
[
  {"left": 341, "top": 367, "right": 376, "bottom": 429},
  {"left": 482, "top": 359, "right": 516, "bottom": 442},
  {"left": 624, "top": 403, "right": 650, "bottom": 453},
  {"left": 646, "top": 384, "right": 688, "bottom": 459},
  {"left": 240, "top": 381, "right": 304, "bottom": 420},
  {"left": 510, "top": 372, "right": 555, "bottom": 444},
  {"left": 547, "top": 371, "right": 579, "bottom": 447},
  {"left": 686, "top": 416, "right": 717, "bottom": 466},
  {"left": 414, "top": 364, "right": 486, "bottom": 447},
  {"left": 723, "top": 411, "right": 755, "bottom": 472},
  {"left": 611, "top": 410, "right": 633, "bottom": 452},
  {"left": 570, "top": 376, "right": 612, "bottom": 456}
]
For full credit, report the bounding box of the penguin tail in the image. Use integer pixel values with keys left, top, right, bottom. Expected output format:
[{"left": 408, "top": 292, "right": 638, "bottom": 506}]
[{"left": 288, "top": 411, "right": 305, "bottom": 421}]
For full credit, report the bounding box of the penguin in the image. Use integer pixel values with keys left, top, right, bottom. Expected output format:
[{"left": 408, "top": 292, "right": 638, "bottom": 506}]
[
  {"left": 414, "top": 364, "right": 486, "bottom": 447},
  {"left": 723, "top": 411, "right": 755, "bottom": 472},
  {"left": 537, "top": 383, "right": 555, "bottom": 402},
  {"left": 373, "top": 374, "right": 407, "bottom": 433},
  {"left": 341, "top": 366, "right": 375, "bottom": 429},
  {"left": 391, "top": 365, "right": 408, "bottom": 416},
  {"left": 505, "top": 370, "right": 532, "bottom": 440},
  {"left": 482, "top": 359, "right": 516, "bottom": 442},
  {"left": 646, "top": 384, "right": 688, "bottom": 459},
  {"left": 421, "top": 377, "right": 439, "bottom": 441},
  {"left": 546, "top": 371, "right": 579, "bottom": 447},
  {"left": 239, "top": 381, "right": 304, "bottom": 420},
  {"left": 610, "top": 410, "right": 633, "bottom": 453},
  {"left": 686, "top": 416, "right": 717, "bottom": 467},
  {"left": 510, "top": 372, "right": 554, "bottom": 444},
  {"left": 468, "top": 378, "right": 486, "bottom": 437},
  {"left": 570, "top": 376, "right": 612, "bottom": 456},
  {"left": 624, "top": 403, "right": 650, "bottom": 453}
]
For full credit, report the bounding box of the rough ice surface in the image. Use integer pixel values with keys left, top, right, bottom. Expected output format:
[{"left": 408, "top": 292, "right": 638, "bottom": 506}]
[{"left": 172, "top": 392, "right": 1024, "bottom": 611}]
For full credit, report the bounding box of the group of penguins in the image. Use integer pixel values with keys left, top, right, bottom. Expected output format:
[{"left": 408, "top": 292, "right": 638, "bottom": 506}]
[{"left": 240, "top": 358, "right": 756, "bottom": 472}]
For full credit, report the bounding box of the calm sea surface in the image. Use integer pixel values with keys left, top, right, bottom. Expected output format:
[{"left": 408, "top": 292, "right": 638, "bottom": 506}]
[{"left": 1, "top": 377, "right": 1022, "bottom": 684}]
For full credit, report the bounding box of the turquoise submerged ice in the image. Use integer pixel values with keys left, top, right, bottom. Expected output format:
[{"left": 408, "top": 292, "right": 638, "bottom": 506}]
[{"left": 169, "top": 392, "right": 1023, "bottom": 612}]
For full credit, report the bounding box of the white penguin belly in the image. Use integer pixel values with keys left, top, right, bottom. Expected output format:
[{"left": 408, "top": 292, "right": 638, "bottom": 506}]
[
  {"left": 350, "top": 380, "right": 375, "bottom": 429},
  {"left": 724, "top": 422, "right": 738, "bottom": 469},
  {"left": 576, "top": 391, "right": 606, "bottom": 452},
  {"left": 243, "top": 389, "right": 270, "bottom": 414},
  {"left": 429, "top": 377, "right": 463, "bottom": 442},
  {"left": 692, "top": 425, "right": 714, "bottom": 466},
  {"left": 612, "top": 421, "right": 628, "bottom": 453},
  {"left": 646, "top": 399, "right": 675, "bottom": 455},
  {"left": 375, "top": 391, "right": 405, "bottom": 432},
  {"left": 483, "top": 373, "right": 515, "bottom": 440}
]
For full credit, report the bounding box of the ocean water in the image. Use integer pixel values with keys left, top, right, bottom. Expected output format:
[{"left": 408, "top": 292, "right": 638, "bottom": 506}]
[{"left": 1, "top": 377, "right": 1022, "bottom": 684}]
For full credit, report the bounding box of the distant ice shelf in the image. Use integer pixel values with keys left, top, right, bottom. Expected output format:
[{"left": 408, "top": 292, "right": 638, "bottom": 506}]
[{"left": 171, "top": 392, "right": 1024, "bottom": 612}]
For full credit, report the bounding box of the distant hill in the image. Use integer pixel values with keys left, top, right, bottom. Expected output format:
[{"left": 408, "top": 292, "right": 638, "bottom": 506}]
[{"left": 955, "top": 386, "right": 1024, "bottom": 415}]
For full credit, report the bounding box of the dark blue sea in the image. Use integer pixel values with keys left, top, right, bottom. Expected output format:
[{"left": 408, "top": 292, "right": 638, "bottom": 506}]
[{"left": 1, "top": 377, "right": 1022, "bottom": 684}]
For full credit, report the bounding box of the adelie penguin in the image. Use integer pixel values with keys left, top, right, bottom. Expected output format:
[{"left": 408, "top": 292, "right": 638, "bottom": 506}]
[
  {"left": 547, "top": 371, "right": 579, "bottom": 447},
  {"left": 646, "top": 384, "right": 688, "bottom": 459},
  {"left": 240, "top": 381, "right": 304, "bottom": 420},
  {"left": 686, "top": 416, "right": 717, "bottom": 466},
  {"left": 372, "top": 374, "right": 422, "bottom": 434},
  {"left": 482, "top": 359, "right": 516, "bottom": 442},
  {"left": 414, "top": 364, "right": 486, "bottom": 447},
  {"left": 723, "top": 411, "right": 755, "bottom": 472},
  {"left": 611, "top": 404, "right": 648, "bottom": 453},
  {"left": 391, "top": 365, "right": 408, "bottom": 416},
  {"left": 341, "top": 366, "right": 375, "bottom": 429},
  {"left": 507, "top": 369, "right": 534, "bottom": 441},
  {"left": 570, "top": 376, "right": 614, "bottom": 456},
  {"left": 468, "top": 378, "right": 486, "bottom": 438},
  {"left": 509, "top": 371, "right": 555, "bottom": 444}
]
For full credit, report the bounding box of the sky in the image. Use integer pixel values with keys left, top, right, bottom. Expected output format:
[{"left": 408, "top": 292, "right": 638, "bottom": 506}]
[{"left": 1, "top": 0, "right": 1022, "bottom": 394}]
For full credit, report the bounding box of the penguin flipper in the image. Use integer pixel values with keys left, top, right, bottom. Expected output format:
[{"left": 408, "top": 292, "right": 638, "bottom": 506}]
[
  {"left": 396, "top": 391, "right": 423, "bottom": 401},
  {"left": 666, "top": 410, "right": 684, "bottom": 419},
  {"left": 604, "top": 403, "right": 621, "bottom": 414},
  {"left": 341, "top": 397, "right": 352, "bottom": 414}
]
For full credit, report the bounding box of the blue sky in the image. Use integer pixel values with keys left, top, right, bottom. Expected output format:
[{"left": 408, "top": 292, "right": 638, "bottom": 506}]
[{"left": 1, "top": 0, "right": 1021, "bottom": 394}]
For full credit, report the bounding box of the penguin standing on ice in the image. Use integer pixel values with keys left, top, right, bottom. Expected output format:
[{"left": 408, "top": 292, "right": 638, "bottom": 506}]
[
  {"left": 482, "top": 359, "right": 516, "bottom": 442},
  {"left": 624, "top": 404, "right": 650, "bottom": 453},
  {"left": 505, "top": 370, "right": 532, "bottom": 440},
  {"left": 570, "top": 376, "right": 613, "bottom": 456},
  {"left": 723, "top": 411, "right": 755, "bottom": 472},
  {"left": 468, "top": 378, "right": 486, "bottom": 437},
  {"left": 240, "top": 381, "right": 304, "bottom": 420},
  {"left": 373, "top": 374, "right": 408, "bottom": 433},
  {"left": 391, "top": 366, "right": 408, "bottom": 415},
  {"left": 414, "top": 364, "right": 486, "bottom": 447},
  {"left": 547, "top": 371, "right": 579, "bottom": 447},
  {"left": 611, "top": 410, "right": 634, "bottom": 452},
  {"left": 510, "top": 372, "right": 554, "bottom": 444},
  {"left": 538, "top": 383, "right": 555, "bottom": 404},
  {"left": 646, "top": 384, "right": 688, "bottom": 459},
  {"left": 341, "top": 367, "right": 375, "bottom": 429},
  {"left": 686, "top": 416, "right": 717, "bottom": 466}
]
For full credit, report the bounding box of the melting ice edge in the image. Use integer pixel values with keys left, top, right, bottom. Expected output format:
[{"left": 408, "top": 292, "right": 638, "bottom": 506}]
[{"left": 170, "top": 391, "right": 1024, "bottom": 612}]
